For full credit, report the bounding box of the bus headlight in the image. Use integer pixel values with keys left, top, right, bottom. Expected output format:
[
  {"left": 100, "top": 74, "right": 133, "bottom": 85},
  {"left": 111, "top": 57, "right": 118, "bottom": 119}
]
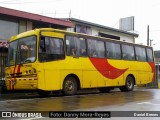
[{"left": 29, "top": 70, "right": 32, "bottom": 74}]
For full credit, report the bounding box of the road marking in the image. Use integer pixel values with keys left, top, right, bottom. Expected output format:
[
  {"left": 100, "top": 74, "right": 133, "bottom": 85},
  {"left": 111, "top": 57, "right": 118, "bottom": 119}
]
[{"left": 138, "top": 102, "right": 160, "bottom": 105}]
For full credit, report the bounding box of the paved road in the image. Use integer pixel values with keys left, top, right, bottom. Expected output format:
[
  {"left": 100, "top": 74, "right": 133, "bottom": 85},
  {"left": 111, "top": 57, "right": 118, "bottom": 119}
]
[{"left": 0, "top": 87, "right": 160, "bottom": 120}]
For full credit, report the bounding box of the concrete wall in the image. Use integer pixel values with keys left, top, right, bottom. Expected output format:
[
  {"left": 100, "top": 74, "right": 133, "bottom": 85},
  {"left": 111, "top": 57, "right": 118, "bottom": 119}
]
[
  {"left": 67, "top": 22, "right": 135, "bottom": 43},
  {"left": 88, "top": 26, "right": 135, "bottom": 43}
]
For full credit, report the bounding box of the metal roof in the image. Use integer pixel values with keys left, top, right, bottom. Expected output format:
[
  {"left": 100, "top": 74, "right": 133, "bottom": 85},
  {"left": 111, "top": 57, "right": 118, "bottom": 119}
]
[
  {"left": 0, "top": 7, "right": 73, "bottom": 28},
  {"left": 69, "top": 18, "right": 139, "bottom": 37}
]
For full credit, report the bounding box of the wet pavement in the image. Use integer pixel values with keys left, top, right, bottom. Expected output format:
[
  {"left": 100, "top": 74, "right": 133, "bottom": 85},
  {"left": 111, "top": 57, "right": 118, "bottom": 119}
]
[{"left": 0, "top": 87, "right": 160, "bottom": 120}]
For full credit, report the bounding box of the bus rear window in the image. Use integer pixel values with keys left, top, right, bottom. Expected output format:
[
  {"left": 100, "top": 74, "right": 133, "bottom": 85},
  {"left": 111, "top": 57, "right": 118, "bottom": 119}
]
[{"left": 146, "top": 48, "right": 154, "bottom": 62}]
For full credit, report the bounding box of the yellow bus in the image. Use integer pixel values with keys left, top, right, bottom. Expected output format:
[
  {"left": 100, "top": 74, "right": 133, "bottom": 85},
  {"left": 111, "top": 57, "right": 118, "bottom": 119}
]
[{"left": 5, "top": 28, "right": 155, "bottom": 96}]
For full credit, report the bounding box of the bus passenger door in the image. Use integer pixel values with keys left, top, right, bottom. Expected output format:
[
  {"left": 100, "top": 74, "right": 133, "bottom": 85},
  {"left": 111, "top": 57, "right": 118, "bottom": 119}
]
[{"left": 38, "top": 31, "right": 65, "bottom": 91}]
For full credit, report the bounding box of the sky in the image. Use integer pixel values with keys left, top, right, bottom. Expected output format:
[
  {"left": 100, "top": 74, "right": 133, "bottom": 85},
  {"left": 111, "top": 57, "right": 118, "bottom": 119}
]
[{"left": 0, "top": 0, "right": 160, "bottom": 50}]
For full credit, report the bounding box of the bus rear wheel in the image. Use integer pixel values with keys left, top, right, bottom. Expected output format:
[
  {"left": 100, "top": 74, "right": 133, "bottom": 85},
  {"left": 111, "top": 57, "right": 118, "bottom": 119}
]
[
  {"left": 120, "top": 76, "right": 134, "bottom": 92},
  {"left": 62, "top": 76, "right": 77, "bottom": 96}
]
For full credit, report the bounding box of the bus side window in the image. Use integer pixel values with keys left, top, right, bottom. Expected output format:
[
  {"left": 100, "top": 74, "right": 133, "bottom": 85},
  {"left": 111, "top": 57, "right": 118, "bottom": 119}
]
[
  {"left": 39, "top": 37, "right": 45, "bottom": 52},
  {"left": 146, "top": 48, "right": 153, "bottom": 62},
  {"left": 39, "top": 36, "right": 64, "bottom": 62},
  {"left": 87, "top": 39, "right": 96, "bottom": 57},
  {"left": 66, "top": 36, "right": 78, "bottom": 57},
  {"left": 81, "top": 48, "right": 87, "bottom": 56},
  {"left": 135, "top": 46, "right": 147, "bottom": 61},
  {"left": 79, "top": 38, "right": 87, "bottom": 57},
  {"left": 71, "top": 47, "right": 76, "bottom": 56},
  {"left": 92, "top": 51, "right": 97, "bottom": 57},
  {"left": 122, "top": 44, "right": 135, "bottom": 60},
  {"left": 106, "top": 42, "right": 121, "bottom": 59}
]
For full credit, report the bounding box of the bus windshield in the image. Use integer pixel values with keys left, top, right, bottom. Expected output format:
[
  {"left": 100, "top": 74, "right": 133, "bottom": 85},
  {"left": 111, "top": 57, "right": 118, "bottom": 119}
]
[{"left": 7, "top": 36, "right": 36, "bottom": 66}]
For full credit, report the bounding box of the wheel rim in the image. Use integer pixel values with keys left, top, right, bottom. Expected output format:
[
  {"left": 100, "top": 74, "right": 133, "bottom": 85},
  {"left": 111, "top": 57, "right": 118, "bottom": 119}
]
[
  {"left": 127, "top": 79, "right": 133, "bottom": 89},
  {"left": 65, "top": 80, "right": 74, "bottom": 92}
]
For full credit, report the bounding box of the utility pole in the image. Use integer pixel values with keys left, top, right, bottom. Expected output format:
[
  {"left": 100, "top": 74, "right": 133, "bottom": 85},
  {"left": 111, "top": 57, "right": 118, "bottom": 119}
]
[
  {"left": 69, "top": 10, "right": 71, "bottom": 18},
  {"left": 147, "top": 25, "right": 149, "bottom": 46},
  {"left": 54, "top": 11, "right": 56, "bottom": 18},
  {"left": 150, "top": 39, "right": 153, "bottom": 46}
]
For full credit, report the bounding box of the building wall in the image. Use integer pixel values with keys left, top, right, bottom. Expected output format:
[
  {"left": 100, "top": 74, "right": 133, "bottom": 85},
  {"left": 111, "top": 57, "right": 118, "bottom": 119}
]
[
  {"left": 0, "top": 18, "right": 33, "bottom": 41},
  {"left": 67, "top": 21, "right": 136, "bottom": 43},
  {"left": 96, "top": 27, "right": 135, "bottom": 43}
]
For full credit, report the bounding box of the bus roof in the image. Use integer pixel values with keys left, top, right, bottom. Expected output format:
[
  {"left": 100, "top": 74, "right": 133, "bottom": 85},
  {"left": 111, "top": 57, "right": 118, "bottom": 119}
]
[{"left": 10, "top": 28, "right": 152, "bottom": 48}]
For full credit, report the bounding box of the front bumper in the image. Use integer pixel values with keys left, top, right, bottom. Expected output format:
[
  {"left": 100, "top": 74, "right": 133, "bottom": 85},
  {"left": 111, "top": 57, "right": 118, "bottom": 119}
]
[{"left": 5, "top": 77, "right": 38, "bottom": 90}]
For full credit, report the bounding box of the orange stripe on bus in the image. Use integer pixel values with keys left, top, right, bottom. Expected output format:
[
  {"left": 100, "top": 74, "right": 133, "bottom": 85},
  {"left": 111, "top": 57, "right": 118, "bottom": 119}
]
[{"left": 89, "top": 58, "right": 128, "bottom": 79}]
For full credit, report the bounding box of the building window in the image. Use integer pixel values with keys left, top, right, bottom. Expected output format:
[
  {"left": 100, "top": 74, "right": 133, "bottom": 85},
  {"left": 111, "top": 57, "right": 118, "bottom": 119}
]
[
  {"left": 99, "top": 32, "right": 120, "bottom": 40},
  {"left": 75, "top": 25, "right": 92, "bottom": 34},
  {"left": 0, "top": 19, "right": 18, "bottom": 40},
  {"left": 27, "top": 21, "right": 32, "bottom": 31},
  {"left": 19, "top": 21, "right": 27, "bottom": 33}
]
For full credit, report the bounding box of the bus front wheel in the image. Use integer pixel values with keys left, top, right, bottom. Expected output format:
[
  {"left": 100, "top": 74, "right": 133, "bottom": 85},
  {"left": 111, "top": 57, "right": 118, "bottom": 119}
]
[
  {"left": 62, "top": 76, "right": 77, "bottom": 96},
  {"left": 120, "top": 76, "right": 134, "bottom": 92}
]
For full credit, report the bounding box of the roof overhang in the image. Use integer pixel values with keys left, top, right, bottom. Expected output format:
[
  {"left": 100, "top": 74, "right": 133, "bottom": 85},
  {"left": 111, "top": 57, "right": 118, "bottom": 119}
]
[{"left": 0, "top": 7, "right": 73, "bottom": 28}]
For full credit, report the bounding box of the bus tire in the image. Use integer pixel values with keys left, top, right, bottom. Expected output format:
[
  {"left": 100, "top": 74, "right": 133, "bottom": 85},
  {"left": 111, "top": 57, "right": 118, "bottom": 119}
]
[
  {"left": 62, "top": 76, "right": 77, "bottom": 96},
  {"left": 37, "top": 89, "right": 51, "bottom": 97},
  {"left": 120, "top": 76, "right": 134, "bottom": 92}
]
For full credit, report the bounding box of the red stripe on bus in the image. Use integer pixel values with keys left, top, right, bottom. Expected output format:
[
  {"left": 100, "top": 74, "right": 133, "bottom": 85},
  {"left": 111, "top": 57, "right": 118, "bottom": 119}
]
[
  {"left": 89, "top": 58, "right": 128, "bottom": 79},
  {"left": 13, "top": 66, "right": 16, "bottom": 74},
  {"left": 148, "top": 62, "right": 156, "bottom": 82},
  {"left": 17, "top": 64, "right": 21, "bottom": 73}
]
